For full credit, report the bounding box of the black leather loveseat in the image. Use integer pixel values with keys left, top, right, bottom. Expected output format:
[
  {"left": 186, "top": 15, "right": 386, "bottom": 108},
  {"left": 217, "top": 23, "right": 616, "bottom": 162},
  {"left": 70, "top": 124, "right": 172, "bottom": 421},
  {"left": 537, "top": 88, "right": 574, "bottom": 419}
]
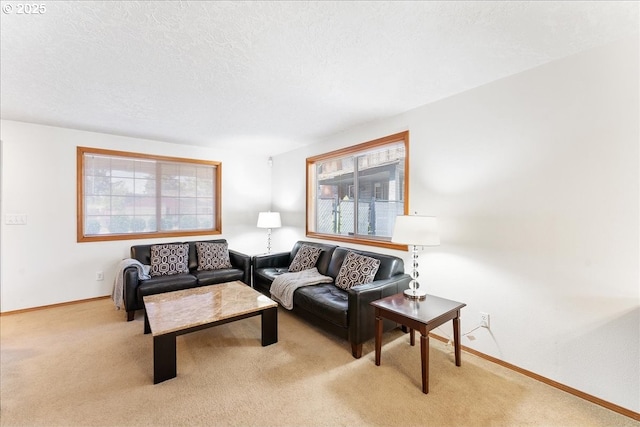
[
  {"left": 122, "top": 239, "right": 251, "bottom": 321},
  {"left": 253, "top": 240, "right": 411, "bottom": 358}
]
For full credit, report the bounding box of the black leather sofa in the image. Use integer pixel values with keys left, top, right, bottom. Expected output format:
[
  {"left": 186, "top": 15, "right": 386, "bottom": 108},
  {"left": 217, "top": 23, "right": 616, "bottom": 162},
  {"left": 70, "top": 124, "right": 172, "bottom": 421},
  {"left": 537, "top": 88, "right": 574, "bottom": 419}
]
[
  {"left": 253, "top": 240, "right": 411, "bottom": 358},
  {"left": 123, "top": 239, "right": 251, "bottom": 321}
]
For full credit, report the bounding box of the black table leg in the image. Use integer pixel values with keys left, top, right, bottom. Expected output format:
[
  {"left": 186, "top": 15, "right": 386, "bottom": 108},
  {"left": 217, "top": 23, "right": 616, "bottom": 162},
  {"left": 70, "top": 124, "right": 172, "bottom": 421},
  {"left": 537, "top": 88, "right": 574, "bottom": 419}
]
[
  {"left": 154, "top": 333, "right": 176, "bottom": 384},
  {"left": 261, "top": 307, "right": 278, "bottom": 346},
  {"left": 144, "top": 311, "right": 151, "bottom": 334}
]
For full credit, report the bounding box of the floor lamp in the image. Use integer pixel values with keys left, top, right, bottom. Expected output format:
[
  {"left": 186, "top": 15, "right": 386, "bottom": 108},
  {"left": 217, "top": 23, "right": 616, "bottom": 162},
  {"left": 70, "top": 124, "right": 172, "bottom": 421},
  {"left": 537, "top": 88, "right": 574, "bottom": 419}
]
[
  {"left": 257, "top": 212, "right": 281, "bottom": 254},
  {"left": 391, "top": 215, "right": 440, "bottom": 300}
]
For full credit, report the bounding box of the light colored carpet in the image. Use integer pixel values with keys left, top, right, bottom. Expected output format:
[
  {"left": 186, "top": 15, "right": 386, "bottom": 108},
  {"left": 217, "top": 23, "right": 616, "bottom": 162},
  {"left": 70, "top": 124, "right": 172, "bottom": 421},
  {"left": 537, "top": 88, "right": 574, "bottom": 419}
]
[{"left": 0, "top": 298, "right": 636, "bottom": 427}]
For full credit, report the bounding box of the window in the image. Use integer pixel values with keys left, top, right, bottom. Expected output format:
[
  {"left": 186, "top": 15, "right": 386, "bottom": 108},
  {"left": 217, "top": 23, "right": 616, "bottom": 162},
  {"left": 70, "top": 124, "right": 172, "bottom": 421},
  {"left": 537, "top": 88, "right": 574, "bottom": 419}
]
[
  {"left": 306, "top": 131, "right": 409, "bottom": 249},
  {"left": 77, "top": 147, "right": 221, "bottom": 242}
]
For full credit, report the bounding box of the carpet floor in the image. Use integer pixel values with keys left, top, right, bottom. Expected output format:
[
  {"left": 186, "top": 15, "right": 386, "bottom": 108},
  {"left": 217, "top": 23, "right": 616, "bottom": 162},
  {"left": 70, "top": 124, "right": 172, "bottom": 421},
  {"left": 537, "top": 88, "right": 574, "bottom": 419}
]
[{"left": 0, "top": 298, "right": 636, "bottom": 427}]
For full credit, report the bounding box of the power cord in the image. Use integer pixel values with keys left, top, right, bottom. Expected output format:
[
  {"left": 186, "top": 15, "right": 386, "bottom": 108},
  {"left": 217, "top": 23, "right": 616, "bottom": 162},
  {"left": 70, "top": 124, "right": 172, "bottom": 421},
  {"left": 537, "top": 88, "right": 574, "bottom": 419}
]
[
  {"left": 436, "top": 323, "right": 485, "bottom": 348},
  {"left": 436, "top": 322, "right": 502, "bottom": 359}
]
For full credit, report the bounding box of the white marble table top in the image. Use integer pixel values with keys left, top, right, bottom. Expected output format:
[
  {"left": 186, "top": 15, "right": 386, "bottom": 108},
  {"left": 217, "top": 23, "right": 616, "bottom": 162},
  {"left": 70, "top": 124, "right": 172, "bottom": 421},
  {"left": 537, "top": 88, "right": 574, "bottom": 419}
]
[{"left": 143, "top": 281, "right": 277, "bottom": 336}]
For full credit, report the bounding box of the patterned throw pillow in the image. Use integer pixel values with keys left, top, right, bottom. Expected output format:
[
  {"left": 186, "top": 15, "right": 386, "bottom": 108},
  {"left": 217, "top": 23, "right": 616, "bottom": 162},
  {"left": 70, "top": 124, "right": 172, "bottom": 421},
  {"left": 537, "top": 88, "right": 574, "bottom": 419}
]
[
  {"left": 149, "top": 243, "right": 189, "bottom": 277},
  {"left": 334, "top": 251, "right": 381, "bottom": 290},
  {"left": 196, "top": 242, "right": 232, "bottom": 270},
  {"left": 288, "top": 245, "right": 323, "bottom": 272}
]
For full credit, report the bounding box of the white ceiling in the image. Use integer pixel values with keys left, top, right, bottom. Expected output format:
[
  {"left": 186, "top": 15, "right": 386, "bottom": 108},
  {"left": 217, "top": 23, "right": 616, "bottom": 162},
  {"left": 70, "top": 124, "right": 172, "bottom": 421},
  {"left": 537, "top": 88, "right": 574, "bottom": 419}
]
[{"left": 1, "top": 1, "right": 638, "bottom": 156}]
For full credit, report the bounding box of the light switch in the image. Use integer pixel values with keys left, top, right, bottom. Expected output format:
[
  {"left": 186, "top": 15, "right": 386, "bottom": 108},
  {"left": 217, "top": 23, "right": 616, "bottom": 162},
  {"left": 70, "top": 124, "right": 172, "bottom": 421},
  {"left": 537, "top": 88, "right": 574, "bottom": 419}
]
[{"left": 5, "top": 214, "right": 27, "bottom": 225}]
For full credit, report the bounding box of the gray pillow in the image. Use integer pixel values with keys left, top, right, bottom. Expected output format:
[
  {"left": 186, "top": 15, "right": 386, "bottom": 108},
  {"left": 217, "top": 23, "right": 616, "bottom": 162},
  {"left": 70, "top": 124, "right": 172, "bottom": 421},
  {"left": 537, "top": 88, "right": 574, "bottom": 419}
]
[
  {"left": 149, "top": 243, "right": 189, "bottom": 277},
  {"left": 334, "top": 251, "right": 381, "bottom": 290},
  {"left": 289, "top": 245, "right": 323, "bottom": 272}
]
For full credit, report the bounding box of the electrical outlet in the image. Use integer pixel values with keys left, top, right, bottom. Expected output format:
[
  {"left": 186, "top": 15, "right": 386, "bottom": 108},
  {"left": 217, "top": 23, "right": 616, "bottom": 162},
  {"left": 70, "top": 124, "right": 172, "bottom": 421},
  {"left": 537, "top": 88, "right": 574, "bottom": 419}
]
[
  {"left": 96, "top": 271, "right": 104, "bottom": 281},
  {"left": 480, "top": 312, "right": 490, "bottom": 328}
]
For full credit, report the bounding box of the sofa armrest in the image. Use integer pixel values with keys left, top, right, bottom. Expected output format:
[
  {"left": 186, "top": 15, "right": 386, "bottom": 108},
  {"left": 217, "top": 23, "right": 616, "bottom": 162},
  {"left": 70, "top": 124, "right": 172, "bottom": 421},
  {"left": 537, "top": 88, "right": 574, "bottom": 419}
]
[
  {"left": 229, "top": 249, "right": 251, "bottom": 285},
  {"left": 346, "top": 274, "right": 412, "bottom": 345},
  {"left": 253, "top": 251, "right": 291, "bottom": 270},
  {"left": 123, "top": 266, "right": 141, "bottom": 313}
]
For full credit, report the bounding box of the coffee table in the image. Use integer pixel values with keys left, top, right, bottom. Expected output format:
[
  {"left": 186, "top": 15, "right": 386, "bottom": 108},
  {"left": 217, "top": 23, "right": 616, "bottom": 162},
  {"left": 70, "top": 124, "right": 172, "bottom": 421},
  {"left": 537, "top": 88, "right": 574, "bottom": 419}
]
[
  {"left": 143, "top": 280, "right": 278, "bottom": 384},
  {"left": 371, "top": 293, "right": 466, "bottom": 394}
]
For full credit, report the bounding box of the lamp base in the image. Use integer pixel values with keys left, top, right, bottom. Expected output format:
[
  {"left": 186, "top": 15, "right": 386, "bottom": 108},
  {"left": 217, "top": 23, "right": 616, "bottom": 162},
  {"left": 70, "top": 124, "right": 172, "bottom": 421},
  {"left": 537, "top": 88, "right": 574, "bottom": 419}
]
[{"left": 404, "top": 288, "right": 427, "bottom": 300}]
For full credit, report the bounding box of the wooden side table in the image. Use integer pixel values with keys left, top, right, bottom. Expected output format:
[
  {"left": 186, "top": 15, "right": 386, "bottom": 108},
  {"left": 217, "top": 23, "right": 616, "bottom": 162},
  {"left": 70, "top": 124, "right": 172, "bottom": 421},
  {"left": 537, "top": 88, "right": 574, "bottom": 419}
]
[{"left": 371, "top": 293, "right": 466, "bottom": 394}]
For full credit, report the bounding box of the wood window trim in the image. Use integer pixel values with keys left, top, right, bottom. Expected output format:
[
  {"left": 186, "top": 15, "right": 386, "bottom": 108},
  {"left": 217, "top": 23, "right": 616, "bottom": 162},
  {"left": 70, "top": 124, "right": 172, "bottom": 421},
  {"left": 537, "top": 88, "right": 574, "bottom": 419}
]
[
  {"left": 76, "top": 146, "right": 222, "bottom": 243},
  {"left": 306, "top": 131, "right": 410, "bottom": 251}
]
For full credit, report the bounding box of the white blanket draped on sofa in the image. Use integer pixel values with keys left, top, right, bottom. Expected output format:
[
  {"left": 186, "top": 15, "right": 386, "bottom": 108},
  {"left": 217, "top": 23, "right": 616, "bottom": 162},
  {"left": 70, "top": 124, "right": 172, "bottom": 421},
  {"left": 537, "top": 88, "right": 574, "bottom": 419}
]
[
  {"left": 112, "top": 258, "right": 150, "bottom": 310},
  {"left": 270, "top": 267, "right": 333, "bottom": 310}
]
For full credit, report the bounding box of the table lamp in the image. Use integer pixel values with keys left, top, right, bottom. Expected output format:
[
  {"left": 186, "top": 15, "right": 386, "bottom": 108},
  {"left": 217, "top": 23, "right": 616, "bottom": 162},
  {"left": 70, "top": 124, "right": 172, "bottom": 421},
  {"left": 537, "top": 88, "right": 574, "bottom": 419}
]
[
  {"left": 391, "top": 215, "right": 440, "bottom": 300},
  {"left": 257, "top": 211, "right": 281, "bottom": 254}
]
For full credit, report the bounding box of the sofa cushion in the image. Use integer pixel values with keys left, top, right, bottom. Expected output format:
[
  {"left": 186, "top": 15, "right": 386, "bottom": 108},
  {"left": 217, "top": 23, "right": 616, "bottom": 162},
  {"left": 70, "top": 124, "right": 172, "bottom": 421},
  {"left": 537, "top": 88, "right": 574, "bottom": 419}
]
[
  {"left": 137, "top": 273, "right": 198, "bottom": 298},
  {"left": 196, "top": 241, "right": 232, "bottom": 270},
  {"left": 294, "top": 284, "right": 348, "bottom": 328},
  {"left": 149, "top": 243, "right": 190, "bottom": 277},
  {"left": 334, "top": 251, "right": 381, "bottom": 290},
  {"left": 289, "top": 244, "right": 323, "bottom": 272},
  {"left": 289, "top": 241, "right": 338, "bottom": 276},
  {"left": 192, "top": 268, "right": 244, "bottom": 286}
]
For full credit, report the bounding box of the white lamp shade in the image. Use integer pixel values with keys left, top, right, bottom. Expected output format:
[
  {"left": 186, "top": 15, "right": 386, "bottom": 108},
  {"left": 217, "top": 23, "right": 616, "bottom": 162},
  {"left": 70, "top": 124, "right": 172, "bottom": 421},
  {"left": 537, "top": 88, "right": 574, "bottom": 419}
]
[
  {"left": 391, "top": 215, "right": 440, "bottom": 246},
  {"left": 257, "top": 212, "right": 281, "bottom": 229}
]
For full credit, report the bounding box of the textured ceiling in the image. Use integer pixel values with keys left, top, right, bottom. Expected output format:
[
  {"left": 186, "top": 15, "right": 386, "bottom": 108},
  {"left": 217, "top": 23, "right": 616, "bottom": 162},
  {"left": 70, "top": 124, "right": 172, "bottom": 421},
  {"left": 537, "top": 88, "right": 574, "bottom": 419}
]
[{"left": 1, "top": 1, "right": 638, "bottom": 156}]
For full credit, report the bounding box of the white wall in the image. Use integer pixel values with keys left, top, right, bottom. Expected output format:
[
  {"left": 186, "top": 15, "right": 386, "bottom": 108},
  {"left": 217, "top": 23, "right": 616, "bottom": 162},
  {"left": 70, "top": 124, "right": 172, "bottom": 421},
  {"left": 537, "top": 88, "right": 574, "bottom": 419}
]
[
  {"left": 0, "top": 121, "right": 274, "bottom": 312},
  {"left": 1, "top": 36, "right": 637, "bottom": 414},
  {"left": 271, "top": 37, "right": 639, "bottom": 412}
]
